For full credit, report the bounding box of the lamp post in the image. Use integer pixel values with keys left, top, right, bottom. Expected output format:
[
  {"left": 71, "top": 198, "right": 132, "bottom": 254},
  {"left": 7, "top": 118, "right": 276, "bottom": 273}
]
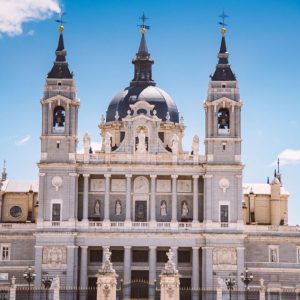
[
  {"left": 23, "top": 266, "right": 36, "bottom": 300},
  {"left": 240, "top": 268, "right": 253, "bottom": 300},
  {"left": 42, "top": 273, "right": 52, "bottom": 300},
  {"left": 225, "top": 275, "right": 236, "bottom": 300}
]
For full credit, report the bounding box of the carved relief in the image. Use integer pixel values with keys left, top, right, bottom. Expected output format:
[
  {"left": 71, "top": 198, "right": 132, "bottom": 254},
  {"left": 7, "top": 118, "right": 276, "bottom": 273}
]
[
  {"left": 51, "top": 176, "right": 62, "bottom": 192},
  {"left": 111, "top": 179, "right": 126, "bottom": 192},
  {"left": 219, "top": 178, "right": 230, "bottom": 193},
  {"left": 43, "top": 246, "right": 67, "bottom": 268},
  {"left": 90, "top": 179, "right": 105, "bottom": 192},
  {"left": 177, "top": 180, "right": 192, "bottom": 193},
  {"left": 157, "top": 180, "right": 171, "bottom": 193},
  {"left": 134, "top": 176, "right": 149, "bottom": 193},
  {"left": 213, "top": 248, "right": 237, "bottom": 265}
]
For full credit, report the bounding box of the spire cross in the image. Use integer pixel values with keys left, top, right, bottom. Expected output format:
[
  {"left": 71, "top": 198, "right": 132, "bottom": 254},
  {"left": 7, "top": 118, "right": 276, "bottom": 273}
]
[
  {"left": 277, "top": 158, "right": 280, "bottom": 173},
  {"left": 138, "top": 12, "right": 150, "bottom": 34},
  {"left": 219, "top": 9, "right": 228, "bottom": 28},
  {"left": 56, "top": 2, "right": 66, "bottom": 32}
]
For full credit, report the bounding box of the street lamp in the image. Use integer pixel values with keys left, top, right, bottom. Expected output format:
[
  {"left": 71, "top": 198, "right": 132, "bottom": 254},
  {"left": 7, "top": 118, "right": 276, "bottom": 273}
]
[
  {"left": 23, "top": 266, "right": 36, "bottom": 300},
  {"left": 42, "top": 273, "right": 52, "bottom": 300},
  {"left": 240, "top": 268, "right": 254, "bottom": 300},
  {"left": 225, "top": 275, "right": 236, "bottom": 300}
]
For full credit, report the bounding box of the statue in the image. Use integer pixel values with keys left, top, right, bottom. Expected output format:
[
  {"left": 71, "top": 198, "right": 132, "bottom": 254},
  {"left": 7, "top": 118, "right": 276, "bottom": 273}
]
[
  {"left": 192, "top": 135, "right": 199, "bottom": 156},
  {"left": 160, "top": 201, "right": 167, "bottom": 217},
  {"left": 284, "top": 212, "right": 288, "bottom": 225},
  {"left": 270, "top": 248, "right": 277, "bottom": 262},
  {"left": 171, "top": 134, "right": 179, "bottom": 155},
  {"left": 115, "top": 201, "right": 122, "bottom": 215},
  {"left": 83, "top": 132, "right": 91, "bottom": 155},
  {"left": 105, "top": 132, "right": 112, "bottom": 153},
  {"left": 94, "top": 200, "right": 101, "bottom": 216},
  {"left": 137, "top": 129, "right": 147, "bottom": 153},
  {"left": 181, "top": 201, "right": 188, "bottom": 217}
]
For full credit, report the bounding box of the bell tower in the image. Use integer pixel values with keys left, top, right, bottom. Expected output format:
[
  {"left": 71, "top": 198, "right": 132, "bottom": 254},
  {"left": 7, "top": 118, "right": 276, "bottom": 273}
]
[
  {"left": 40, "top": 25, "right": 80, "bottom": 163},
  {"left": 203, "top": 24, "right": 243, "bottom": 225}
]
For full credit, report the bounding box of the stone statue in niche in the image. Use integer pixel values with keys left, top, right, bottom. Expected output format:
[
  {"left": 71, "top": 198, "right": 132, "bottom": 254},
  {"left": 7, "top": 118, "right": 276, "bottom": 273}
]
[
  {"left": 115, "top": 201, "right": 122, "bottom": 215},
  {"left": 83, "top": 132, "right": 91, "bottom": 155},
  {"left": 105, "top": 132, "right": 112, "bottom": 153},
  {"left": 171, "top": 134, "right": 179, "bottom": 155},
  {"left": 181, "top": 201, "right": 189, "bottom": 217},
  {"left": 192, "top": 135, "right": 199, "bottom": 155},
  {"left": 160, "top": 200, "right": 167, "bottom": 216},
  {"left": 270, "top": 248, "right": 277, "bottom": 262},
  {"left": 137, "top": 129, "right": 147, "bottom": 153},
  {"left": 94, "top": 200, "right": 101, "bottom": 216}
]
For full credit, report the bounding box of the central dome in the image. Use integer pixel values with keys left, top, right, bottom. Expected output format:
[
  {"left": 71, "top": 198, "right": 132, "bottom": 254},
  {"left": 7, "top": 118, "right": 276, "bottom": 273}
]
[
  {"left": 105, "top": 31, "right": 179, "bottom": 123},
  {"left": 106, "top": 85, "right": 179, "bottom": 123}
]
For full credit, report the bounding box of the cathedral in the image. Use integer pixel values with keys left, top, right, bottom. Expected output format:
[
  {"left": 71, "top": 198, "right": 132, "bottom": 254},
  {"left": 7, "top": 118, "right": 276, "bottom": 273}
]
[{"left": 0, "top": 17, "right": 299, "bottom": 300}]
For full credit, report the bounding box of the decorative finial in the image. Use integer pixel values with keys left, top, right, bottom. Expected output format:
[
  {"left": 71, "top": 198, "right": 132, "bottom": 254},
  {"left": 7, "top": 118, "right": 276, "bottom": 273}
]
[
  {"left": 277, "top": 158, "right": 280, "bottom": 174},
  {"left": 56, "top": 2, "right": 66, "bottom": 32},
  {"left": 138, "top": 12, "right": 150, "bottom": 35},
  {"left": 2, "top": 160, "right": 7, "bottom": 181},
  {"left": 218, "top": 9, "right": 228, "bottom": 36}
]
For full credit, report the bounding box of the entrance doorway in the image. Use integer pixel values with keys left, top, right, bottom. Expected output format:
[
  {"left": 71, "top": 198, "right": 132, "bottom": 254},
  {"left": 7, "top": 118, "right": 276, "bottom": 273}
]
[
  {"left": 131, "top": 270, "right": 149, "bottom": 299},
  {"left": 135, "top": 201, "right": 147, "bottom": 222}
]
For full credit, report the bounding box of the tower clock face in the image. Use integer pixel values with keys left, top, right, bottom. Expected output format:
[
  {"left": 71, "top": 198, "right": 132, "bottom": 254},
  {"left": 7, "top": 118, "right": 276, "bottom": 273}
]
[{"left": 10, "top": 206, "right": 23, "bottom": 218}]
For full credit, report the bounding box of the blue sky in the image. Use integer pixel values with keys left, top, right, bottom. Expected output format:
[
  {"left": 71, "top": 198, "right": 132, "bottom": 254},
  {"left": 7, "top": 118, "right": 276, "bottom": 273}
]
[{"left": 0, "top": 0, "right": 299, "bottom": 224}]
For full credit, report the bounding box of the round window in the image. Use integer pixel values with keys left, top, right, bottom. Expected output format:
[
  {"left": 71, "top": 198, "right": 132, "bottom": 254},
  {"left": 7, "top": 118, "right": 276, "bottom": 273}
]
[{"left": 10, "top": 206, "right": 23, "bottom": 218}]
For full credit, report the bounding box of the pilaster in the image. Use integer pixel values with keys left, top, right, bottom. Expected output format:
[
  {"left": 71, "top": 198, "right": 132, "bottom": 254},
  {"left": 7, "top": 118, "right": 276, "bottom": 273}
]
[
  {"left": 82, "top": 174, "right": 90, "bottom": 221},
  {"left": 171, "top": 175, "right": 178, "bottom": 223}
]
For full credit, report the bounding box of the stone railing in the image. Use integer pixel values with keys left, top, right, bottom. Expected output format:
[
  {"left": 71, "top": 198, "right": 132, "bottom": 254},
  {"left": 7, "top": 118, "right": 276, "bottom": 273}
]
[{"left": 0, "top": 223, "right": 36, "bottom": 232}]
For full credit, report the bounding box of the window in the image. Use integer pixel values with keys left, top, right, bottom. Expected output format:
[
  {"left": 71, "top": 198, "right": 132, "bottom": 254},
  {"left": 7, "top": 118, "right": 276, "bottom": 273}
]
[
  {"left": 111, "top": 250, "right": 124, "bottom": 262},
  {"left": 178, "top": 250, "right": 191, "bottom": 263},
  {"left": 218, "top": 108, "right": 230, "bottom": 135},
  {"left": 157, "top": 250, "right": 168, "bottom": 263},
  {"left": 89, "top": 249, "right": 102, "bottom": 263},
  {"left": 1, "top": 244, "right": 10, "bottom": 262},
  {"left": 220, "top": 205, "right": 229, "bottom": 223},
  {"left": 269, "top": 292, "right": 280, "bottom": 300},
  {"left": 269, "top": 246, "right": 279, "bottom": 263},
  {"left": 132, "top": 250, "right": 148, "bottom": 263},
  {"left": 10, "top": 206, "right": 23, "bottom": 218},
  {"left": 53, "top": 106, "right": 66, "bottom": 132},
  {"left": 52, "top": 203, "right": 61, "bottom": 221}
]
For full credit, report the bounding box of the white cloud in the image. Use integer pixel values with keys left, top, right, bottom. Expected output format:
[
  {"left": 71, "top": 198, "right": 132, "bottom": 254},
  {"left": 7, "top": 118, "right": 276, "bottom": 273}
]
[
  {"left": 0, "top": 0, "right": 60, "bottom": 36},
  {"left": 16, "top": 135, "right": 31, "bottom": 146},
  {"left": 277, "top": 149, "right": 300, "bottom": 166},
  {"left": 78, "top": 141, "right": 102, "bottom": 154}
]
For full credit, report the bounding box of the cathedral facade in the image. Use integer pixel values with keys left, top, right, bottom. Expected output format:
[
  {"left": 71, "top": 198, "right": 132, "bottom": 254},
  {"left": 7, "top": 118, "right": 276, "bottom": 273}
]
[{"left": 0, "top": 22, "right": 299, "bottom": 300}]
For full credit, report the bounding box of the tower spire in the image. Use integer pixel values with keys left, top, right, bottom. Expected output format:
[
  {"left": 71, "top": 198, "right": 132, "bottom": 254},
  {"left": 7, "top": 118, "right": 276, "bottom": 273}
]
[
  {"left": 2, "top": 160, "right": 7, "bottom": 182},
  {"left": 47, "top": 8, "right": 73, "bottom": 79},
  {"left": 130, "top": 13, "right": 155, "bottom": 87},
  {"left": 211, "top": 11, "right": 236, "bottom": 81}
]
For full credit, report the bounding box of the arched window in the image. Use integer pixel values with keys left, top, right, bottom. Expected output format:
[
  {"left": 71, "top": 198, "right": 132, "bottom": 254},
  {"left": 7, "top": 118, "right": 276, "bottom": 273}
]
[
  {"left": 218, "top": 108, "right": 230, "bottom": 130},
  {"left": 53, "top": 106, "right": 65, "bottom": 131}
]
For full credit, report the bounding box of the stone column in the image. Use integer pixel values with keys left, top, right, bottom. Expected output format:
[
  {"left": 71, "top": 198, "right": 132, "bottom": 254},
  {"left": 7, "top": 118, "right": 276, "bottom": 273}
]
[
  {"left": 123, "top": 246, "right": 132, "bottom": 300},
  {"left": 203, "top": 175, "right": 213, "bottom": 224},
  {"left": 236, "top": 175, "right": 243, "bottom": 224},
  {"left": 149, "top": 246, "right": 157, "bottom": 299},
  {"left": 83, "top": 174, "right": 90, "bottom": 222},
  {"left": 237, "top": 247, "right": 245, "bottom": 294},
  {"left": 104, "top": 174, "right": 111, "bottom": 224},
  {"left": 69, "top": 173, "right": 78, "bottom": 222},
  {"left": 34, "top": 246, "right": 43, "bottom": 288},
  {"left": 51, "top": 276, "right": 60, "bottom": 300},
  {"left": 66, "top": 246, "right": 77, "bottom": 288},
  {"left": 202, "top": 247, "right": 213, "bottom": 291},
  {"left": 37, "top": 173, "right": 45, "bottom": 222},
  {"left": 192, "top": 176, "right": 199, "bottom": 224},
  {"left": 192, "top": 247, "right": 200, "bottom": 300},
  {"left": 259, "top": 279, "right": 266, "bottom": 300},
  {"left": 171, "top": 175, "right": 178, "bottom": 223},
  {"left": 125, "top": 175, "right": 132, "bottom": 224},
  {"left": 80, "top": 246, "right": 88, "bottom": 299},
  {"left": 150, "top": 175, "right": 157, "bottom": 224}
]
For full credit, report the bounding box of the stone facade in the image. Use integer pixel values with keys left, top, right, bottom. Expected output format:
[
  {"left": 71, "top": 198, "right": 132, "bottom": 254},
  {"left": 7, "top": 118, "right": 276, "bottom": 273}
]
[{"left": 0, "top": 25, "right": 299, "bottom": 300}]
